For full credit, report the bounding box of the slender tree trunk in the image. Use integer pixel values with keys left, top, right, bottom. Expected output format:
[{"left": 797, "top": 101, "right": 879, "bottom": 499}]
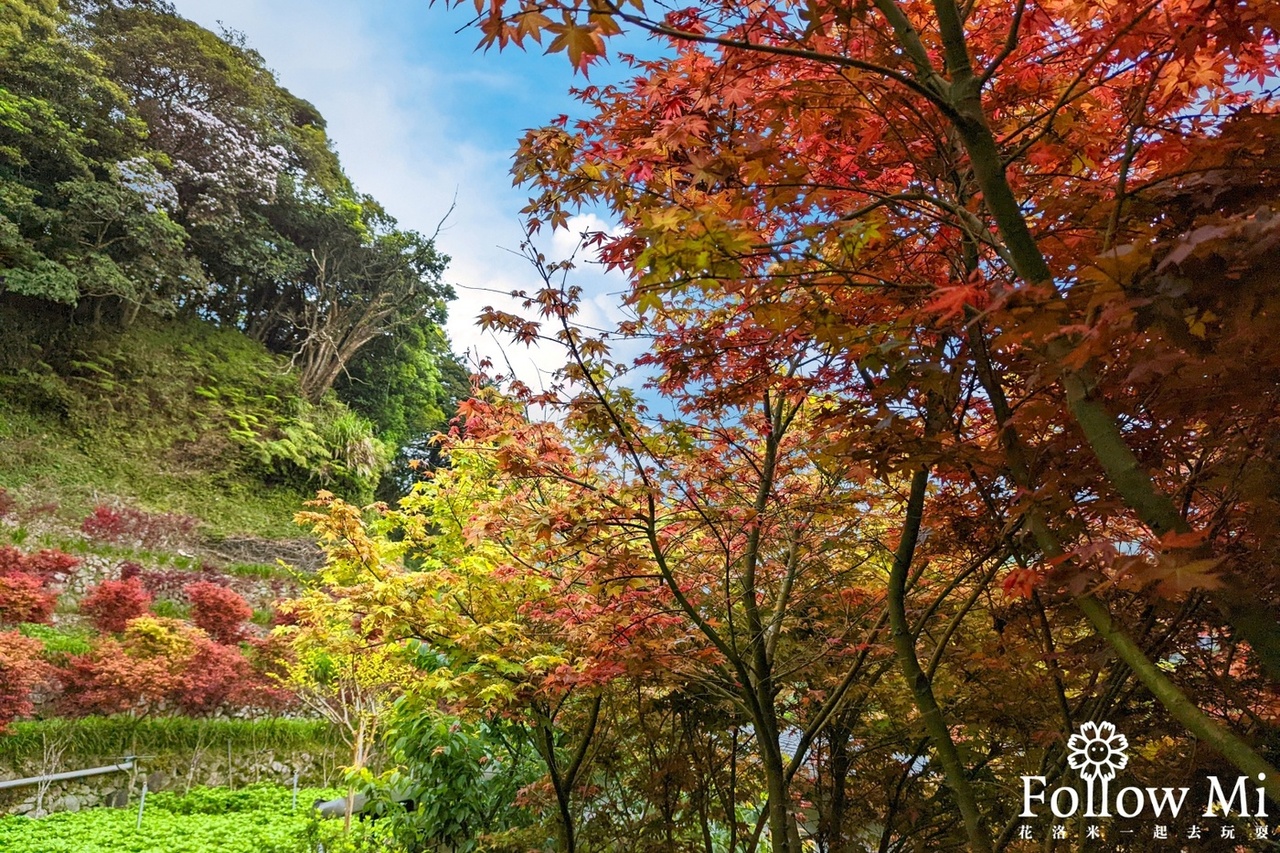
[
  {"left": 532, "top": 715, "right": 577, "bottom": 853},
  {"left": 344, "top": 715, "right": 365, "bottom": 831},
  {"left": 554, "top": 784, "right": 576, "bottom": 853},
  {"left": 824, "top": 721, "right": 850, "bottom": 853},
  {"left": 759, "top": 736, "right": 802, "bottom": 853},
  {"left": 887, "top": 467, "right": 993, "bottom": 852},
  {"left": 532, "top": 694, "right": 601, "bottom": 853}
]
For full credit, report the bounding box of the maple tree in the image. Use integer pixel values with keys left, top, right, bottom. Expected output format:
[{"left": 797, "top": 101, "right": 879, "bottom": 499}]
[
  {"left": 56, "top": 615, "right": 270, "bottom": 717},
  {"left": 184, "top": 580, "right": 253, "bottom": 645},
  {"left": 0, "top": 631, "right": 50, "bottom": 733},
  {"left": 47, "top": 0, "right": 1263, "bottom": 847},
  {"left": 81, "top": 577, "right": 152, "bottom": 634},
  {"left": 0, "top": 546, "right": 72, "bottom": 627},
  {"left": 279, "top": 501, "right": 430, "bottom": 828},
  {"left": 292, "top": 464, "right": 622, "bottom": 850},
  {"left": 397, "top": 0, "right": 1280, "bottom": 848}
]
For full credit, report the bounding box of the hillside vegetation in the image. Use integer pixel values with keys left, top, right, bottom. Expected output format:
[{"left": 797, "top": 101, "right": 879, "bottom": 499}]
[
  {"left": 0, "top": 0, "right": 468, "bottom": 536},
  {"left": 1, "top": 313, "right": 377, "bottom": 538}
]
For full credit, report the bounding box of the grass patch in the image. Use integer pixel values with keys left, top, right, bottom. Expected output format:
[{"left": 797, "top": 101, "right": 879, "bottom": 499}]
[
  {"left": 0, "top": 717, "right": 342, "bottom": 763},
  {"left": 0, "top": 404, "right": 309, "bottom": 540},
  {"left": 225, "top": 562, "right": 296, "bottom": 581},
  {"left": 0, "top": 316, "right": 384, "bottom": 540},
  {"left": 17, "top": 622, "right": 93, "bottom": 656},
  {"left": 149, "top": 599, "right": 189, "bottom": 619}
]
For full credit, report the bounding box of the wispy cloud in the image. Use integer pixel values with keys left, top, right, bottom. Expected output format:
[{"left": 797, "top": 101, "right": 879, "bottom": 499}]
[{"left": 169, "top": 0, "right": 631, "bottom": 389}]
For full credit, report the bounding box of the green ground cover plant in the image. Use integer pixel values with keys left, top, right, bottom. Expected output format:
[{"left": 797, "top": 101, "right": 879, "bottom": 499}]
[
  {"left": 0, "top": 318, "right": 383, "bottom": 538},
  {"left": 0, "top": 783, "right": 341, "bottom": 853}
]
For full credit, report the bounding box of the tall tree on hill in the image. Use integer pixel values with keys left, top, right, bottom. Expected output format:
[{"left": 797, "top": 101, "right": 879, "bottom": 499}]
[
  {"left": 0, "top": 0, "right": 200, "bottom": 322},
  {"left": 84, "top": 0, "right": 458, "bottom": 407},
  {"left": 279, "top": 195, "right": 453, "bottom": 402},
  {"left": 2, "top": 0, "right": 465, "bottom": 456},
  {"left": 80, "top": 0, "right": 341, "bottom": 327}
]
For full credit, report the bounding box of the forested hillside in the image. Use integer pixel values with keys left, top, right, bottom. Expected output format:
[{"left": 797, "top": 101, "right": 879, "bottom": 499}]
[{"left": 0, "top": 0, "right": 467, "bottom": 524}]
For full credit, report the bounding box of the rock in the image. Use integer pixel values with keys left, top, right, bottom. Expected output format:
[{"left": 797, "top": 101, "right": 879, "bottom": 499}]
[{"left": 53, "top": 794, "right": 80, "bottom": 812}]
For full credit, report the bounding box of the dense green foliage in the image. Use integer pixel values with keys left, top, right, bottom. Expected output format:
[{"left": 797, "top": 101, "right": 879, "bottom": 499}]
[
  {"left": 0, "top": 783, "right": 340, "bottom": 853},
  {"left": 0, "top": 0, "right": 466, "bottom": 510},
  {"left": 353, "top": 702, "right": 540, "bottom": 852},
  {"left": 0, "top": 0, "right": 192, "bottom": 315},
  {"left": 16, "top": 621, "right": 92, "bottom": 656}
]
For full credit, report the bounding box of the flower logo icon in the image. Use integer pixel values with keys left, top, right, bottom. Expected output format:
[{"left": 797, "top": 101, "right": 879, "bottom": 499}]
[{"left": 1068, "top": 721, "right": 1129, "bottom": 781}]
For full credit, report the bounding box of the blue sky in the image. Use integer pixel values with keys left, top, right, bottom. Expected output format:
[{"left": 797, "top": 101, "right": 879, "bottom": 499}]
[{"left": 169, "top": 0, "right": 639, "bottom": 390}]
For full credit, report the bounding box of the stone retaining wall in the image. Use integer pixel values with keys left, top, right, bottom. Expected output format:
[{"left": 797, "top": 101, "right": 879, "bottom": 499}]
[{"left": 0, "top": 742, "right": 350, "bottom": 816}]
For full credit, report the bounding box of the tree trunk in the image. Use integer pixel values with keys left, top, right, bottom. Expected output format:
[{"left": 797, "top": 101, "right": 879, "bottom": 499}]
[
  {"left": 344, "top": 715, "right": 365, "bottom": 831},
  {"left": 947, "top": 80, "right": 1280, "bottom": 680},
  {"left": 887, "top": 467, "right": 992, "bottom": 852},
  {"left": 821, "top": 721, "right": 851, "bottom": 853},
  {"left": 760, "top": 736, "right": 802, "bottom": 853}
]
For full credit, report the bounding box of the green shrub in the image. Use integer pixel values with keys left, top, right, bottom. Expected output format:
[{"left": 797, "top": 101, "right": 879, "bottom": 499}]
[{"left": 17, "top": 622, "right": 92, "bottom": 657}]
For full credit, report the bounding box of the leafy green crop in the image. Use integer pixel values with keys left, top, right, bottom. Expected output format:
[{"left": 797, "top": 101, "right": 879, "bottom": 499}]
[{"left": 0, "top": 783, "right": 341, "bottom": 853}]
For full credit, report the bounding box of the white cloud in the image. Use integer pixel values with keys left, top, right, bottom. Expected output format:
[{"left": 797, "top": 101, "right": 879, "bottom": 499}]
[{"left": 168, "top": 0, "right": 633, "bottom": 392}]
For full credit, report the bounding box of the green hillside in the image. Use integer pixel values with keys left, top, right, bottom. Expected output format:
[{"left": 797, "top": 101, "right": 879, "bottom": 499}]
[
  {"left": 0, "top": 311, "right": 380, "bottom": 538},
  {"left": 0, "top": 0, "right": 467, "bottom": 536}
]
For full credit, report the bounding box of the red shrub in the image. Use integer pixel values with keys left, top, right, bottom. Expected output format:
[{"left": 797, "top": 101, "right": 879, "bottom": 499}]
[
  {"left": 0, "top": 546, "right": 73, "bottom": 626},
  {"left": 81, "top": 505, "right": 200, "bottom": 549},
  {"left": 0, "top": 546, "right": 23, "bottom": 575},
  {"left": 139, "top": 568, "right": 191, "bottom": 601},
  {"left": 58, "top": 617, "right": 196, "bottom": 716},
  {"left": 184, "top": 581, "right": 252, "bottom": 644},
  {"left": 242, "top": 635, "right": 298, "bottom": 713},
  {"left": 21, "top": 549, "right": 79, "bottom": 581},
  {"left": 80, "top": 506, "right": 127, "bottom": 542},
  {"left": 0, "top": 631, "right": 49, "bottom": 732},
  {"left": 58, "top": 620, "right": 277, "bottom": 717},
  {"left": 174, "top": 638, "right": 254, "bottom": 715},
  {"left": 58, "top": 640, "right": 179, "bottom": 716},
  {"left": 0, "top": 573, "right": 57, "bottom": 625},
  {"left": 81, "top": 578, "right": 152, "bottom": 633},
  {"left": 0, "top": 546, "right": 79, "bottom": 581}
]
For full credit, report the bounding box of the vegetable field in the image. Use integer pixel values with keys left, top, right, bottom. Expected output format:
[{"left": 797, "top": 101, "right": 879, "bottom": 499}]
[{"left": 0, "top": 784, "right": 337, "bottom": 853}]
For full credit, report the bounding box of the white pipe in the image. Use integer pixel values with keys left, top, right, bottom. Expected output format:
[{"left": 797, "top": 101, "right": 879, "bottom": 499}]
[{"left": 0, "top": 759, "right": 135, "bottom": 791}]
